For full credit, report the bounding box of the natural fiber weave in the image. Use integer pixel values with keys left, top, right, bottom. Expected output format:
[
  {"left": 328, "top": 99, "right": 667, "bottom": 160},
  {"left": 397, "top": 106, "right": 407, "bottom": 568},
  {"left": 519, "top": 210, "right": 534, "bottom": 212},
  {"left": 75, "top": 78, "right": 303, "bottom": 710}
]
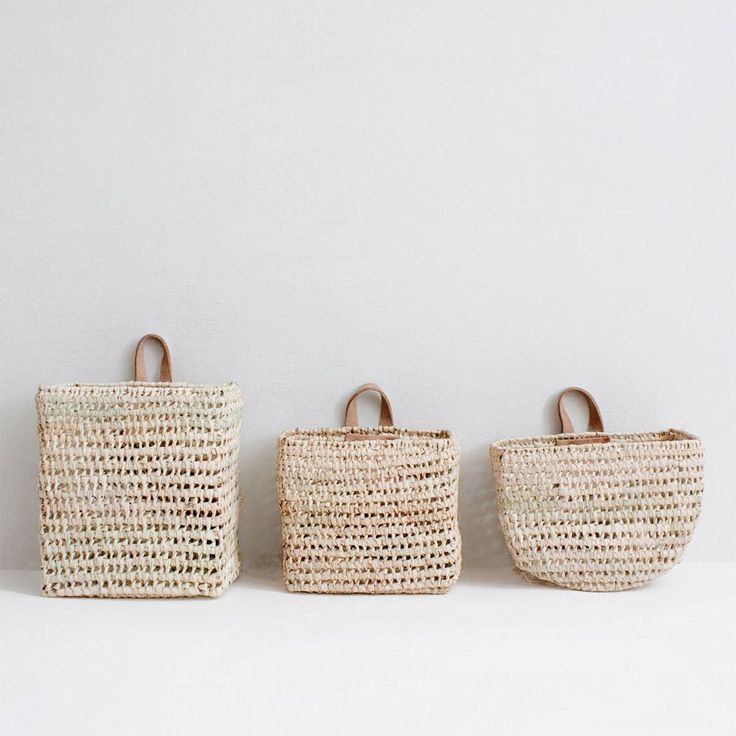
[
  {"left": 491, "top": 429, "right": 704, "bottom": 591},
  {"left": 38, "top": 369, "right": 243, "bottom": 597},
  {"left": 277, "top": 386, "right": 461, "bottom": 594}
]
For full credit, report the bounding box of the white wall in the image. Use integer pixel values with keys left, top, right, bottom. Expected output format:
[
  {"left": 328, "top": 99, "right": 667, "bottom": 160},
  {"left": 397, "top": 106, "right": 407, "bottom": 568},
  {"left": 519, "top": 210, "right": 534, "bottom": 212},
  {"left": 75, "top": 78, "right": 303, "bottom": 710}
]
[{"left": 1, "top": 1, "right": 733, "bottom": 569}]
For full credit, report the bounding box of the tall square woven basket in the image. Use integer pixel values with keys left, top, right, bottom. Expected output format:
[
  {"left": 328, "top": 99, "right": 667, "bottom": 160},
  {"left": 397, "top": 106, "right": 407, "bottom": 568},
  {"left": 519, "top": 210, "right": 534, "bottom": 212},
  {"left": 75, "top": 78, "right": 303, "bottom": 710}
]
[
  {"left": 490, "top": 387, "right": 704, "bottom": 592},
  {"left": 37, "top": 334, "right": 243, "bottom": 598},
  {"left": 277, "top": 383, "right": 462, "bottom": 594}
]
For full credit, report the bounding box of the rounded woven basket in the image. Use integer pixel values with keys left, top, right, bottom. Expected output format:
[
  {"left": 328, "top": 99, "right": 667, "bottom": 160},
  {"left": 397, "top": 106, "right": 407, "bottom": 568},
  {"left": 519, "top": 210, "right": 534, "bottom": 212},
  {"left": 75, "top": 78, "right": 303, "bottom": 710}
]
[
  {"left": 490, "top": 388, "right": 704, "bottom": 592},
  {"left": 37, "top": 334, "right": 243, "bottom": 598},
  {"left": 277, "top": 383, "right": 462, "bottom": 594}
]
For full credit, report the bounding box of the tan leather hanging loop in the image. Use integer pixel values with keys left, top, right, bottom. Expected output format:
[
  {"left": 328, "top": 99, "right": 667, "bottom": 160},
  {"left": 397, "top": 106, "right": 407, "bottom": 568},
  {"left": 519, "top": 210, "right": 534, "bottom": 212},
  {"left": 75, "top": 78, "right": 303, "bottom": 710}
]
[
  {"left": 134, "top": 334, "right": 173, "bottom": 382},
  {"left": 344, "top": 383, "right": 394, "bottom": 427},
  {"left": 557, "top": 387, "right": 604, "bottom": 434}
]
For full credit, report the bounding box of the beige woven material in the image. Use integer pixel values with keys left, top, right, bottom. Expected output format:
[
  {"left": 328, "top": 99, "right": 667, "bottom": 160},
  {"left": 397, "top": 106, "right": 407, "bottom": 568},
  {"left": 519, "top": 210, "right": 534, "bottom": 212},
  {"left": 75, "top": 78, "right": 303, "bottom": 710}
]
[
  {"left": 37, "top": 335, "right": 243, "bottom": 598},
  {"left": 277, "top": 384, "right": 462, "bottom": 594},
  {"left": 490, "top": 388, "right": 704, "bottom": 592}
]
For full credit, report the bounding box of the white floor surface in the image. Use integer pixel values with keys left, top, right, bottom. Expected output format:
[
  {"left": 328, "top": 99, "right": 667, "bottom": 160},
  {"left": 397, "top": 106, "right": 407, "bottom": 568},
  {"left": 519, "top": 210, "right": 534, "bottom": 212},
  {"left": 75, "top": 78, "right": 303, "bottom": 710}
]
[{"left": 1, "top": 563, "right": 734, "bottom": 736}]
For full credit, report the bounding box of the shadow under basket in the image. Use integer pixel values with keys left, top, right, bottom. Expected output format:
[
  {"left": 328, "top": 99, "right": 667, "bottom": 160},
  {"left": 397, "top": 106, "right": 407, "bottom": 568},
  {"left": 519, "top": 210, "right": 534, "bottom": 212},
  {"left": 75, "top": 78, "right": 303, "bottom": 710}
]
[{"left": 489, "top": 388, "right": 704, "bottom": 592}]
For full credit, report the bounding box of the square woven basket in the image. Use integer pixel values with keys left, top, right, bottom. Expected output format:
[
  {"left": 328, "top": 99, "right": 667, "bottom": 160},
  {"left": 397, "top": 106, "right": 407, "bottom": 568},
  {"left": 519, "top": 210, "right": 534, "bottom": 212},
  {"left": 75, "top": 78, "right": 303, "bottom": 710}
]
[
  {"left": 490, "top": 387, "right": 704, "bottom": 592},
  {"left": 37, "top": 334, "right": 243, "bottom": 598},
  {"left": 277, "top": 383, "right": 462, "bottom": 594}
]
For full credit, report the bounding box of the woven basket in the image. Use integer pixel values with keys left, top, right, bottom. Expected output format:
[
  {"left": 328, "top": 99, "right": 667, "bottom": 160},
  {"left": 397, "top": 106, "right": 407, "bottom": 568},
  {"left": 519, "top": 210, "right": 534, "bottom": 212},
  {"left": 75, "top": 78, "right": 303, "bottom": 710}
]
[
  {"left": 277, "top": 383, "right": 462, "bottom": 594},
  {"left": 490, "top": 388, "right": 704, "bottom": 591},
  {"left": 37, "top": 334, "right": 243, "bottom": 598}
]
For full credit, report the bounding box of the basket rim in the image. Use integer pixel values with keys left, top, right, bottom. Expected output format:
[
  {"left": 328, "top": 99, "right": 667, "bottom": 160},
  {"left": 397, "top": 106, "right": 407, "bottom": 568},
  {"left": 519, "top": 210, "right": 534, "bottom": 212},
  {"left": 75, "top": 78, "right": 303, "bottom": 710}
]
[
  {"left": 279, "top": 426, "right": 456, "bottom": 443},
  {"left": 490, "top": 428, "right": 701, "bottom": 452},
  {"left": 37, "top": 380, "right": 240, "bottom": 392}
]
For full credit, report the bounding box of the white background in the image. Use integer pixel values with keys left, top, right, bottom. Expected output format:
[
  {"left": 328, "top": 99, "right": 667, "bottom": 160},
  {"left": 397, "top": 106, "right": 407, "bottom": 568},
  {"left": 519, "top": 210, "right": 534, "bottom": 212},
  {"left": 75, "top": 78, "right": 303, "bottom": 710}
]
[
  {"left": 1, "top": 5, "right": 734, "bottom": 736},
  {"left": 1, "top": 0, "right": 734, "bottom": 573},
  {"left": 2, "top": 565, "right": 734, "bottom": 736}
]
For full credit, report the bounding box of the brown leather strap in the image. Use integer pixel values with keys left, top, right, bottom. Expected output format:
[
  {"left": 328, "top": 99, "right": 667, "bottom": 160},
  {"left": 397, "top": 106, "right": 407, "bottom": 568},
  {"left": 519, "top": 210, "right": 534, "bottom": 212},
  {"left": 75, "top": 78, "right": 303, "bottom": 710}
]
[
  {"left": 557, "top": 387, "right": 604, "bottom": 433},
  {"left": 344, "top": 383, "right": 394, "bottom": 427},
  {"left": 134, "top": 334, "right": 173, "bottom": 382}
]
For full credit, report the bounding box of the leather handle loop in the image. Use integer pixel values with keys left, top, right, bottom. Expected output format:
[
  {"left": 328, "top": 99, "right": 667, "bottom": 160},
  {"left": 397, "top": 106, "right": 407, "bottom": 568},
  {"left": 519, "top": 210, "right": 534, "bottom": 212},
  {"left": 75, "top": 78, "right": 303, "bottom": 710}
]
[
  {"left": 134, "top": 334, "right": 173, "bottom": 382},
  {"left": 557, "top": 387, "right": 604, "bottom": 433},
  {"left": 344, "top": 383, "right": 394, "bottom": 427}
]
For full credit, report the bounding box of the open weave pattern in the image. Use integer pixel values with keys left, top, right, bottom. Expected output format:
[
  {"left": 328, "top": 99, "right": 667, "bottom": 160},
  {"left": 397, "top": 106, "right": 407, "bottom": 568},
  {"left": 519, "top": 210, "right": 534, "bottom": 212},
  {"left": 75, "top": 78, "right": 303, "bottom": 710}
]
[
  {"left": 490, "top": 430, "right": 704, "bottom": 592},
  {"left": 37, "top": 382, "right": 243, "bottom": 598},
  {"left": 277, "top": 427, "right": 462, "bottom": 594}
]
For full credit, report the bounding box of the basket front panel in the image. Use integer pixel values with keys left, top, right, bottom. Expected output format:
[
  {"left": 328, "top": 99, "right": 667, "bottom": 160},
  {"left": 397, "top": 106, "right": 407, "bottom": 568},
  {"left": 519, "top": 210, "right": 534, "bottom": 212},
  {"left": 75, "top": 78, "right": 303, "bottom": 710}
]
[
  {"left": 37, "top": 383, "right": 243, "bottom": 597},
  {"left": 278, "top": 433, "right": 461, "bottom": 594},
  {"left": 492, "top": 437, "right": 704, "bottom": 591}
]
